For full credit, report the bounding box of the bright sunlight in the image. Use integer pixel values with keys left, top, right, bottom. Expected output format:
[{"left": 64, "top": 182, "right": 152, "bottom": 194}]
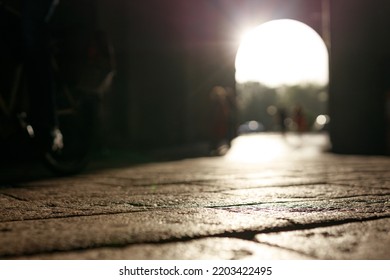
[{"left": 235, "top": 19, "right": 328, "bottom": 87}]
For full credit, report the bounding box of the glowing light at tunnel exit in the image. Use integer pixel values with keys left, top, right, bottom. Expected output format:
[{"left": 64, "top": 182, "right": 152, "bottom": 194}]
[{"left": 235, "top": 19, "right": 329, "bottom": 87}]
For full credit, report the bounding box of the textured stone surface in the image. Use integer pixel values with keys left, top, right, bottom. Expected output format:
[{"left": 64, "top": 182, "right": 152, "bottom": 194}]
[
  {"left": 1, "top": 134, "right": 389, "bottom": 259},
  {"left": 255, "top": 218, "right": 390, "bottom": 259}
]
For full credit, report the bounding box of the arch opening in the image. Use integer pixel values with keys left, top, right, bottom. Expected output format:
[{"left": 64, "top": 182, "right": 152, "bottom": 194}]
[{"left": 234, "top": 19, "right": 329, "bottom": 133}]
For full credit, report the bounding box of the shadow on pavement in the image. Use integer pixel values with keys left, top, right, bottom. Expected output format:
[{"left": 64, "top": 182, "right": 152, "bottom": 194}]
[
  {"left": 0, "top": 142, "right": 211, "bottom": 186},
  {"left": 0, "top": 133, "right": 330, "bottom": 185}
]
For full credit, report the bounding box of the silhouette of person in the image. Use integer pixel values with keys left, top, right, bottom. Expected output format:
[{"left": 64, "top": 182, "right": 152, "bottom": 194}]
[
  {"left": 292, "top": 104, "right": 307, "bottom": 133},
  {"left": 21, "top": 0, "right": 63, "bottom": 151},
  {"left": 277, "top": 107, "right": 287, "bottom": 134}
]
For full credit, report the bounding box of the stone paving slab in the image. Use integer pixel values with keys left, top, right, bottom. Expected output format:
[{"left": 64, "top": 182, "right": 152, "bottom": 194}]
[
  {"left": 0, "top": 208, "right": 289, "bottom": 257},
  {"left": 255, "top": 218, "right": 390, "bottom": 259},
  {"left": 1, "top": 134, "right": 389, "bottom": 259},
  {"left": 2, "top": 175, "right": 389, "bottom": 223}
]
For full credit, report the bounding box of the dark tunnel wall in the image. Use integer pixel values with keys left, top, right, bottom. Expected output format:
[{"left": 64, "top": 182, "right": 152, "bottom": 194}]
[
  {"left": 99, "top": 0, "right": 245, "bottom": 148},
  {"left": 329, "top": 0, "right": 390, "bottom": 154}
]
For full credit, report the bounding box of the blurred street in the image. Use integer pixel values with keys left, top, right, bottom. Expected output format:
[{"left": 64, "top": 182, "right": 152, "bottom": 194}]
[{"left": 1, "top": 133, "right": 389, "bottom": 259}]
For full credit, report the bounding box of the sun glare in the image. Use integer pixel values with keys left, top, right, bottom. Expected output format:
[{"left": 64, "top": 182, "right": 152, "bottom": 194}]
[{"left": 235, "top": 19, "right": 328, "bottom": 87}]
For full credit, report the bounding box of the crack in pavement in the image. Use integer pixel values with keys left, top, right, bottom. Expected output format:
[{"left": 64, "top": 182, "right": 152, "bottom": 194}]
[
  {"left": 0, "top": 193, "right": 29, "bottom": 202},
  {"left": 8, "top": 216, "right": 389, "bottom": 260}
]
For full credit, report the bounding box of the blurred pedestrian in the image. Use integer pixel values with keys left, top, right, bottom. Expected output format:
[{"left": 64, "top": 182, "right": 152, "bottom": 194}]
[
  {"left": 277, "top": 106, "right": 287, "bottom": 134},
  {"left": 292, "top": 104, "right": 307, "bottom": 133}
]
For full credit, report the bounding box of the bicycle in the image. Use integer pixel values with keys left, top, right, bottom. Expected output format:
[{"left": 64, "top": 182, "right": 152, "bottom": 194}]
[{"left": 0, "top": 1, "right": 115, "bottom": 175}]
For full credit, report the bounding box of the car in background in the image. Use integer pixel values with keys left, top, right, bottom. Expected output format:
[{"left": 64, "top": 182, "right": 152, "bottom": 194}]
[{"left": 237, "top": 120, "right": 265, "bottom": 135}]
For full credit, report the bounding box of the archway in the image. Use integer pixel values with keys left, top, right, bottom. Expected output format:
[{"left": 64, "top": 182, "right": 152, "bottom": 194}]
[{"left": 235, "top": 19, "right": 329, "bottom": 133}]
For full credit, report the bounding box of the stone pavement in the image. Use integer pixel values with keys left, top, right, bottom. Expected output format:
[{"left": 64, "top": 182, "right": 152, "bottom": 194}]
[{"left": 0, "top": 133, "right": 389, "bottom": 260}]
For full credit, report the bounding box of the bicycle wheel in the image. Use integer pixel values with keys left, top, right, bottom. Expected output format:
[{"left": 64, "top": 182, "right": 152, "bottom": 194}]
[{"left": 43, "top": 87, "right": 97, "bottom": 175}]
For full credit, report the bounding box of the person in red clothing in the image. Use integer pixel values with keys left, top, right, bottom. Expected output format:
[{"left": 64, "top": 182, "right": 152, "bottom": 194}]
[{"left": 292, "top": 104, "right": 307, "bottom": 133}]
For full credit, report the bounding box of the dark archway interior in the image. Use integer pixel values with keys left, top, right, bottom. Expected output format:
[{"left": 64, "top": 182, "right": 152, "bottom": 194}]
[{"left": 2, "top": 0, "right": 390, "bottom": 156}]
